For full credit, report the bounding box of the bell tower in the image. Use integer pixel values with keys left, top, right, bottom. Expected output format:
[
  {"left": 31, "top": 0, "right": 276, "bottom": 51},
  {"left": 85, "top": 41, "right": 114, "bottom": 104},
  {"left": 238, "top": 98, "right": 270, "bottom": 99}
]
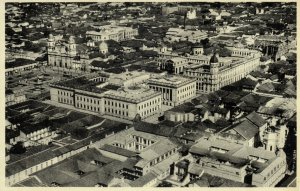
[
  {"left": 68, "top": 36, "right": 76, "bottom": 56},
  {"left": 47, "top": 34, "right": 55, "bottom": 52},
  {"left": 210, "top": 52, "right": 219, "bottom": 74}
]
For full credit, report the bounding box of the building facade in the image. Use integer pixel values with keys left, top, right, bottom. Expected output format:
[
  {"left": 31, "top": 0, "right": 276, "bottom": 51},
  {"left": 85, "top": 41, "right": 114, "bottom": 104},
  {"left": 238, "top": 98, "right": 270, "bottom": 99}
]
[
  {"left": 183, "top": 50, "right": 261, "bottom": 93},
  {"left": 147, "top": 75, "right": 197, "bottom": 106},
  {"left": 86, "top": 26, "right": 138, "bottom": 42},
  {"left": 47, "top": 35, "right": 90, "bottom": 71},
  {"left": 50, "top": 73, "right": 162, "bottom": 120}
]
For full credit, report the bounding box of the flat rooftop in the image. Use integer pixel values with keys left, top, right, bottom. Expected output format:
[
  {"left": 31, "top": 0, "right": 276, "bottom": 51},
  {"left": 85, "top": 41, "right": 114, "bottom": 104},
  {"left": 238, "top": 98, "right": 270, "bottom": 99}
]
[
  {"left": 104, "top": 86, "right": 161, "bottom": 103},
  {"left": 147, "top": 75, "right": 196, "bottom": 88},
  {"left": 51, "top": 76, "right": 121, "bottom": 94}
]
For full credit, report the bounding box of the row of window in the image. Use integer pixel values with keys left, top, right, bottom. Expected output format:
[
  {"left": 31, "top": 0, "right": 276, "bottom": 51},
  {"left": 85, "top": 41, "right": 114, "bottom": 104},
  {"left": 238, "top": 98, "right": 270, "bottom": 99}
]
[
  {"left": 105, "top": 107, "right": 128, "bottom": 117},
  {"left": 178, "top": 84, "right": 195, "bottom": 94},
  {"left": 232, "top": 51, "right": 253, "bottom": 57},
  {"left": 179, "top": 91, "right": 195, "bottom": 100},
  {"left": 58, "top": 90, "right": 72, "bottom": 97},
  {"left": 140, "top": 106, "right": 160, "bottom": 117},
  {"left": 149, "top": 148, "right": 177, "bottom": 167},
  {"left": 77, "top": 103, "right": 100, "bottom": 112},
  {"left": 58, "top": 97, "right": 73, "bottom": 105},
  {"left": 138, "top": 98, "right": 160, "bottom": 110},
  {"left": 105, "top": 100, "right": 129, "bottom": 109},
  {"left": 264, "top": 160, "right": 286, "bottom": 180},
  {"left": 77, "top": 96, "right": 100, "bottom": 105}
]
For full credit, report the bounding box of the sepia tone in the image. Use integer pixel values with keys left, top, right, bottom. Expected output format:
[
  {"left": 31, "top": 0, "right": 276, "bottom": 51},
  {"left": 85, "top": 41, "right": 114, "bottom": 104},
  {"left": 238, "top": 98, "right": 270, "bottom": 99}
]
[{"left": 5, "top": 2, "right": 296, "bottom": 187}]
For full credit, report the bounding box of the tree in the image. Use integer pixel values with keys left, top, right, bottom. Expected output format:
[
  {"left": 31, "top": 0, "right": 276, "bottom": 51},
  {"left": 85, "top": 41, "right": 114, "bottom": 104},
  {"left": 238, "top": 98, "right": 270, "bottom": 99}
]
[
  {"left": 10, "top": 141, "right": 26, "bottom": 154},
  {"left": 165, "top": 61, "right": 175, "bottom": 74},
  {"left": 133, "top": 114, "right": 141, "bottom": 123}
]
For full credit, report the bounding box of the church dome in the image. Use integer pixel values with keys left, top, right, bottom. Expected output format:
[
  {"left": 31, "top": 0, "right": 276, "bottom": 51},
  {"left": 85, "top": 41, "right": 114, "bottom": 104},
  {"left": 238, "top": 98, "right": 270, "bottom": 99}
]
[
  {"left": 210, "top": 53, "right": 219, "bottom": 64},
  {"left": 99, "top": 41, "right": 108, "bottom": 50}
]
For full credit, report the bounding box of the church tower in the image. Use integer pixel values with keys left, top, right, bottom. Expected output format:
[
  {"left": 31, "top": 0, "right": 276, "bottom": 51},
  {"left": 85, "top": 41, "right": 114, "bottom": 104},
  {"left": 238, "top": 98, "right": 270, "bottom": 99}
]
[
  {"left": 209, "top": 52, "right": 220, "bottom": 92},
  {"left": 47, "top": 34, "right": 55, "bottom": 52},
  {"left": 210, "top": 52, "right": 219, "bottom": 74},
  {"left": 68, "top": 36, "right": 76, "bottom": 56},
  {"left": 99, "top": 41, "right": 108, "bottom": 55}
]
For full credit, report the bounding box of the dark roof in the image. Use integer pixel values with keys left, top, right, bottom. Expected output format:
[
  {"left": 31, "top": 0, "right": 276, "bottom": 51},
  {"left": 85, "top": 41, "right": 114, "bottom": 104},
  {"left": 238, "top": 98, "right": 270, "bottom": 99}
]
[
  {"left": 130, "top": 171, "right": 157, "bottom": 187},
  {"left": 240, "top": 78, "right": 258, "bottom": 89},
  {"left": 240, "top": 94, "right": 272, "bottom": 108},
  {"left": 134, "top": 121, "right": 177, "bottom": 137},
  {"left": 53, "top": 77, "right": 91, "bottom": 89},
  {"left": 210, "top": 107, "right": 228, "bottom": 115},
  {"left": 168, "top": 102, "right": 195, "bottom": 113},
  {"left": 90, "top": 60, "right": 109, "bottom": 68},
  {"left": 6, "top": 129, "right": 20, "bottom": 143},
  {"left": 99, "top": 144, "right": 137, "bottom": 158},
  {"left": 210, "top": 53, "right": 218, "bottom": 63},
  {"left": 245, "top": 111, "right": 266, "bottom": 127},
  {"left": 257, "top": 82, "right": 275, "bottom": 92},
  {"left": 6, "top": 149, "right": 56, "bottom": 177},
  {"left": 20, "top": 124, "right": 49, "bottom": 134},
  {"left": 249, "top": 71, "right": 271, "bottom": 79},
  {"left": 5, "top": 58, "right": 36, "bottom": 69},
  {"left": 230, "top": 120, "right": 259, "bottom": 140}
]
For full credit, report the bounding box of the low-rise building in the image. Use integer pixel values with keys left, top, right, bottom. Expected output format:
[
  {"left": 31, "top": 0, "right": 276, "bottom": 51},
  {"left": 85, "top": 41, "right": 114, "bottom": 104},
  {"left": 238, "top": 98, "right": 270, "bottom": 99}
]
[
  {"left": 19, "top": 124, "right": 55, "bottom": 147},
  {"left": 189, "top": 137, "right": 287, "bottom": 187},
  {"left": 5, "top": 58, "right": 39, "bottom": 76}
]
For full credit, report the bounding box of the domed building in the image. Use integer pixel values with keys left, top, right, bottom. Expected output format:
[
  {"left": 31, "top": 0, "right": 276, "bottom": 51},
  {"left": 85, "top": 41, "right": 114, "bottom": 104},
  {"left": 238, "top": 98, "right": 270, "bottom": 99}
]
[
  {"left": 209, "top": 52, "right": 219, "bottom": 64},
  {"left": 99, "top": 41, "right": 108, "bottom": 54}
]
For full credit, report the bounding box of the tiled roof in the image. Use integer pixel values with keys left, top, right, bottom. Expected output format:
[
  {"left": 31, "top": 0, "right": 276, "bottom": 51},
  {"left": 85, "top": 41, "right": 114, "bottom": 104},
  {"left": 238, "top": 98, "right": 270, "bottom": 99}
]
[
  {"left": 6, "top": 149, "right": 56, "bottom": 177},
  {"left": 231, "top": 120, "right": 259, "bottom": 140},
  {"left": 6, "top": 129, "right": 20, "bottom": 143},
  {"left": 130, "top": 171, "right": 157, "bottom": 187},
  {"left": 99, "top": 144, "right": 137, "bottom": 158},
  {"left": 134, "top": 121, "right": 177, "bottom": 137},
  {"left": 20, "top": 124, "right": 49, "bottom": 135},
  {"left": 245, "top": 111, "right": 266, "bottom": 127},
  {"left": 168, "top": 102, "right": 195, "bottom": 113}
]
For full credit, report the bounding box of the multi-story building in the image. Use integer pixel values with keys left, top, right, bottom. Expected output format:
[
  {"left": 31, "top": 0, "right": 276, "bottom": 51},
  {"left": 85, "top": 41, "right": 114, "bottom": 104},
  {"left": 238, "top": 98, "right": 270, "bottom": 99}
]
[
  {"left": 103, "top": 86, "right": 162, "bottom": 120},
  {"left": 20, "top": 125, "right": 55, "bottom": 147},
  {"left": 254, "top": 35, "right": 288, "bottom": 61},
  {"left": 6, "top": 89, "right": 26, "bottom": 106},
  {"left": 5, "top": 59, "right": 39, "bottom": 76},
  {"left": 50, "top": 72, "right": 162, "bottom": 120},
  {"left": 157, "top": 57, "right": 189, "bottom": 74},
  {"left": 183, "top": 49, "right": 262, "bottom": 93},
  {"left": 86, "top": 25, "right": 138, "bottom": 42},
  {"left": 47, "top": 34, "right": 91, "bottom": 71},
  {"left": 147, "top": 75, "right": 196, "bottom": 106},
  {"left": 93, "top": 127, "right": 181, "bottom": 178}
]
